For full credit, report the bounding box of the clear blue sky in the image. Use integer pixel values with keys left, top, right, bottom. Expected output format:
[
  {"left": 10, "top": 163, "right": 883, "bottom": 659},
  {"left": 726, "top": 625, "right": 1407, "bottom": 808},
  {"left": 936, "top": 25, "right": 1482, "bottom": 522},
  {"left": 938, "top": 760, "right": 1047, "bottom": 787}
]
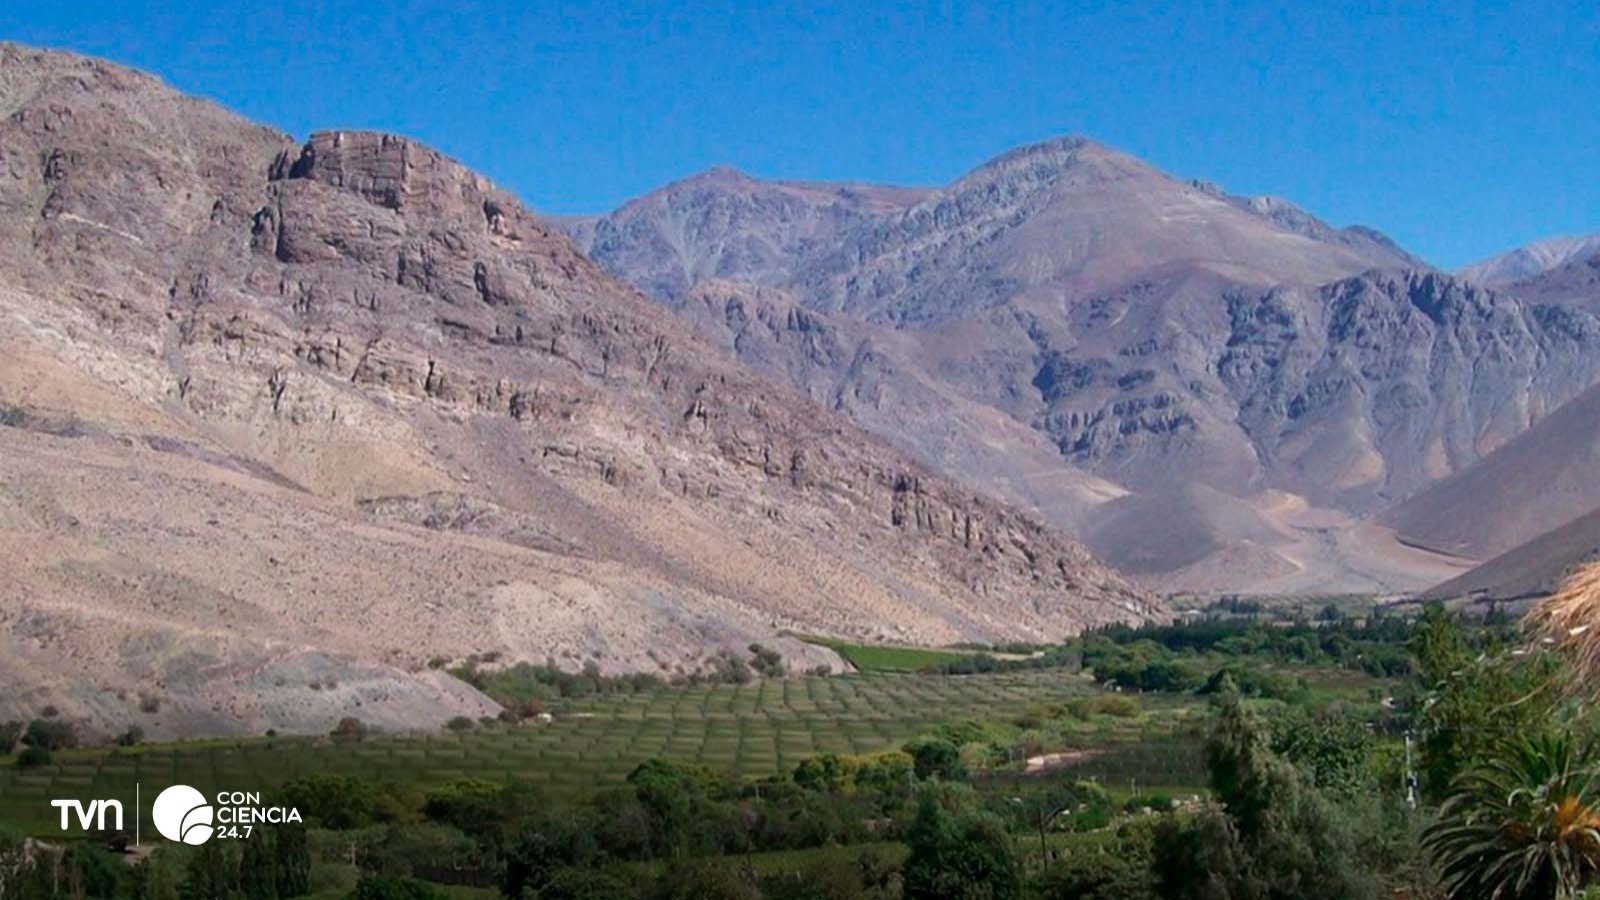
[{"left": 4, "top": 1, "right": 1597, "bottom": 267}]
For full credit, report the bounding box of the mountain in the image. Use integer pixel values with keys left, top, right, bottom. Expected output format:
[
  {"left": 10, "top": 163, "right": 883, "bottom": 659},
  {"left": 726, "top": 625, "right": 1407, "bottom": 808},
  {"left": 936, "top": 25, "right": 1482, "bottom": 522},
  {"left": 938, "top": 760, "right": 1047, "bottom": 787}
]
[
  {"left": 1422, "top": 506, "right": 1600, "bottom": 604},
  {"left": 565, "top": 140, "right": 1600, "bottom": 594},
  {"left": 1459, "top": 234, "right": 1600, "bottom": 287},
  {"left": 0, "top": 45, "right": 1154, "bottom": 738},
  {"left": 562, "top": 167, "right": 932, "bottom": 303},
  {"left": 1383, "top": 380, "right": 1600, "bottom": 562}
]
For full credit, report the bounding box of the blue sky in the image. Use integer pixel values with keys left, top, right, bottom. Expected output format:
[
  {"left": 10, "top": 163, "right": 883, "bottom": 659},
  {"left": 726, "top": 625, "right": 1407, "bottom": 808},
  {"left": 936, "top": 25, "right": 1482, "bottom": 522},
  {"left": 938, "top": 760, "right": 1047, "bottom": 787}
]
[{"left": 4, "top": 1, "right": 1597, "bottom": 268}]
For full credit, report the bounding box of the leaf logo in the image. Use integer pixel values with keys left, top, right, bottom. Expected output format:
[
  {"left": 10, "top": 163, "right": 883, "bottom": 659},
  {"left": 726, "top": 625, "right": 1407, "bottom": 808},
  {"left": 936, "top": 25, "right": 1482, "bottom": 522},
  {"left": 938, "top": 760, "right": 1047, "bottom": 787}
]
[{"left": 152, "top": 785, "right": 214, "bottom": 844}]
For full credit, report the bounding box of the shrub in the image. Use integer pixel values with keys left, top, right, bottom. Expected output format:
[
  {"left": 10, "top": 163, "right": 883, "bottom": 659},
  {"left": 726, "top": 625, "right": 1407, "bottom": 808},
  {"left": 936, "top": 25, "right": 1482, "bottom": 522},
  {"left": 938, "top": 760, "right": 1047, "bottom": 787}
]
[
  {"left": 905, "top": 738, "right": 967, "bottom": 782},
  {"left": 749, "top": 643, "right": 786, "bottom": 678},
  {"left": 349, "top": 873, "right": 447, "bottom": 900},
  {"left": 115, "top": 725, "right": 145, "bottom": 747},
  {"left": 22, "top": 718, "right": 77, "bottom": 751},
  {"left": 792, "top": 753, "right": 856, "bottom": 792},
  {"left": 0, "top": 721, "right": 20, "bottom": 754},
  {"left": 278, "top": 774, "right": 376, "bottom": 829},
  {"left": 902, "top": 787, "right": 1021, "bottom": 900},
  {"left": 17, "top": 746, "right": 51, "bottom": 768},
  {"left": 1068, "top": 695, "right": 1141, "bottom": 719},
  {"left": 331, "top": 716, "right": 370, "bottom": 742},
  {"left": 445, "top": 716, "right": 475, "bottom": 732}
]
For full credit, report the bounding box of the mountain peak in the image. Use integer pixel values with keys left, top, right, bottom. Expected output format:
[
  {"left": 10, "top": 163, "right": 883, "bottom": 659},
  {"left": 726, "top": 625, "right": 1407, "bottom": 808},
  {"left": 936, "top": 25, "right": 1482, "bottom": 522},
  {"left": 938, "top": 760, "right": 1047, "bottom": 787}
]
[
  {"left": 1459, "top": 233, "right": 1600, "bottom": 286},
  {"left": 955, "top": 135, "right": 1149, "bottom": 186}
]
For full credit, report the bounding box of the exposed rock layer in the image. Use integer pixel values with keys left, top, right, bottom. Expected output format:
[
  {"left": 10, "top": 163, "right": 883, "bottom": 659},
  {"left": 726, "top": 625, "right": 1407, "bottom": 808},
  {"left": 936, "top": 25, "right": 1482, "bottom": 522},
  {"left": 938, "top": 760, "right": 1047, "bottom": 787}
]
[{"left": 0, "top": 45, "right": 1154, "bottom": 737}]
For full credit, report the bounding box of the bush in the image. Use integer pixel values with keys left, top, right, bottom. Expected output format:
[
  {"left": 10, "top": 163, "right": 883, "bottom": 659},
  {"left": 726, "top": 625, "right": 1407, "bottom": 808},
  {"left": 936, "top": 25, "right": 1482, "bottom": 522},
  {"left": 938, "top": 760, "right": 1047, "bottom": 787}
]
[
  {"left": 348, "top": 873, "right": 447, "bottom": 900},
  {"left": 445, "top": 716, "right": 475, "bottom": 732},
  {"left": 116, "top": 725, "right": 145, "bottom": 747},
  {"left": 331, "top": 717, "right": 369, "bottom": 742},
  {"left": 22, "top": 718, "right": 77, "bottom": 751},
  {"left": 749, "top": 644, "right": 786, "bottom": 678},
  {"left": 17, "top": 746, "right": 51, "bottom": 768},
  {"left": 905, "top": 738, "right": 967, "bottom": 782},
  {"left": 902, "top": 787, "right": 1021, "bottom": 900},
  {"left": 1068, "top": 695, "right": 1141, "bottom": 719},
  {"left": 706, "top": 651, "right": 753, "bottom": 685},
  {"left": 1038, "top": 821, "right": 1156, "bottom": 899},
  {"left": 792, "top": 753, "right": 856, "bottom": 792},
  {"left": 0, "top": 721, "right": 20, "bottom": 754},
  {"left": 279, "top": 774, "right": 376, "bottom": 830}
]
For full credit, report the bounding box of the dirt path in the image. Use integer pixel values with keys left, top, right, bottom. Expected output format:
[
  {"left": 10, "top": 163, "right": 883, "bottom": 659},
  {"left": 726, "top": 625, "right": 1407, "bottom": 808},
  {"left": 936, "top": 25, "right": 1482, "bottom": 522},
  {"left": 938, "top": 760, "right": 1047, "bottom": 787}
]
[{"left": 1024, "top": 749, "right": 1099, "bottom": 774}]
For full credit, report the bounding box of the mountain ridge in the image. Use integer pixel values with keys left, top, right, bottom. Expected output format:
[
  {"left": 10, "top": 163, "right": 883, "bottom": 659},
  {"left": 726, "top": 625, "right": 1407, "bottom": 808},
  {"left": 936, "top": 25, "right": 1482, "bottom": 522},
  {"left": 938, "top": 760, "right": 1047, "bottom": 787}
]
[
  {"left": 0, "top": 43, "right": 1154, "bottom": 737},
  {"left": 564, "top": 139, "right": 1598, "bottom": 595}
]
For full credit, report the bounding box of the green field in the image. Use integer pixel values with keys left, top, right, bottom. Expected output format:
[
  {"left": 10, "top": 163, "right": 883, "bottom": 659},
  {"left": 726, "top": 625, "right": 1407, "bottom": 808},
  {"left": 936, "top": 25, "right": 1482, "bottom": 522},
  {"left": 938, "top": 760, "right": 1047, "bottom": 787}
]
[
  {"left": 0, "top": 670, "right": 1114, "bottom": 834},
  {"left": 793, "top": 634, "right": 978, "bottom": 671}
]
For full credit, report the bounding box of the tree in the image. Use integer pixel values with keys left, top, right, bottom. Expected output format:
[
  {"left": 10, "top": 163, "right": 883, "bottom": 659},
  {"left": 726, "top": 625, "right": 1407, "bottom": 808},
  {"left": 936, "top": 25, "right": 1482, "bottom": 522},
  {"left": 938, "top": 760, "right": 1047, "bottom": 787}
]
[
  {"left": 645, "top": 859, "right": 762, "bottom": 900},
  {"left": 1156, "top": 683, "right": 1377, "bottom": 900},
  {"left": 1424, "top": 732, "right": 1600, "bottom": 900},
  {"left": 180, "top": 841, "right": 240, "bottom": 900},
  {"left": 275, "top": 825, "right": 313, "bottom": 898},
  {"left": 793, "top": 753, "right": 856, "bottom": 792},
  {"left": 1038, "top": 820, "right": 1157, "bottom": 899},
  {"left": 901, "top": 786, "right": 1022, "bottom": 900},
  {"left": 1411, "top": 612, "right": 1565, "bottom": 798},
  {"left": 1269, "top": 708, "right": 1377, "bottom": 799},
  {"left": 239, "top": 832, "right": 278, "bottom": 900},
  {"left": 22, "top": 718, "right": 77, "bottom": 751},
  {"left": 280, "top": 774, "right": 376, "bottom": 830},
  {"left": 500, "top": 814, "right": 601, "bottom": 899},
  {"left": 134, "top": 847, "right": 185, "bottom": 900},
  {"left": 905, "top": 739, "right": 966, "bottom": 782}
]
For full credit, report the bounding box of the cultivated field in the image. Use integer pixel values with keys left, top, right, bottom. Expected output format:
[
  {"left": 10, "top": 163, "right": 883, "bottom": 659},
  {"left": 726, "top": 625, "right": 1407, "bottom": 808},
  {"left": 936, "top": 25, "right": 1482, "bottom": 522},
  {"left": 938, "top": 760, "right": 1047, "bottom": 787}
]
[{"left": 0, "top": 669, "right": 1186, "bottom": 833}]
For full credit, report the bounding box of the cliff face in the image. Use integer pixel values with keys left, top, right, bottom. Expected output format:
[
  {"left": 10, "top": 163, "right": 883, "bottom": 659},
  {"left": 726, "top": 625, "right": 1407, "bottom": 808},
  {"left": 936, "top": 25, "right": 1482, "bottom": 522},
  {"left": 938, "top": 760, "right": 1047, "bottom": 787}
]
[
  {"left": 0, "top": 45, "right": 1154, "bottom": 737},
  {"left": 568, "top": 136, "right": 1600, "bottom": 594}
]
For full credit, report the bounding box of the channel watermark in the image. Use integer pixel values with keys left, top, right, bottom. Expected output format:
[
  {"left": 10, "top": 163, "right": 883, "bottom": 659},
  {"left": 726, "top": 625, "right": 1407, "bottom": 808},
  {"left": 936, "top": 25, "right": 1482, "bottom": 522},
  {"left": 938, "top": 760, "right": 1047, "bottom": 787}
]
[{"left": 51, "top": 784, "right": 301, "bottom": 844}]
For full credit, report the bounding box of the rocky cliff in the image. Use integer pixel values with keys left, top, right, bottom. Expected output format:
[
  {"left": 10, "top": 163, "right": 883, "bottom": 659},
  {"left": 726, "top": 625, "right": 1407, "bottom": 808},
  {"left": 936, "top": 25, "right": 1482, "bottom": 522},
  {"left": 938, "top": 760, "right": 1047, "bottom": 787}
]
[
  {"left": 567, "top": 138, "right": 1600, "bottom": 593},
  {"left": 0, "top": 45, "right": 1155, "bottom": 738}
]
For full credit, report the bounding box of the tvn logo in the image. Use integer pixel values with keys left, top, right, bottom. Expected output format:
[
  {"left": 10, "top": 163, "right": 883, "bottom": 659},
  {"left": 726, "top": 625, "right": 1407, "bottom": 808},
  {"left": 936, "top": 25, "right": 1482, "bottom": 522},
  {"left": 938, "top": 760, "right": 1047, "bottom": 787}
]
[
  {"left": 50, "top": 785, "right": 301, "bottom": 844},
  {"left": 50, "top": 798, "right": 123, "bottom": 832}
]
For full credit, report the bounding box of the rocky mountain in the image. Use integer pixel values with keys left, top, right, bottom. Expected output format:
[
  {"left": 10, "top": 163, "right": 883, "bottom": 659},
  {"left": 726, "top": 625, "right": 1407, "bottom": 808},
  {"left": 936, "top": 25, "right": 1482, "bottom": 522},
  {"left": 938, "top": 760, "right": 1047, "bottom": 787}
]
[
  {"left": 1459, "top": 234, "right": 1600, "bottom": 287},
  {"left": 561, "top": 167, "right": 932, "bottom": 304},
  {"left": 565, "top": 140, "right": 1600, "bottom": 594},
  {"left": 0, "top": 44, "right": 1155, "bottom": 738}
]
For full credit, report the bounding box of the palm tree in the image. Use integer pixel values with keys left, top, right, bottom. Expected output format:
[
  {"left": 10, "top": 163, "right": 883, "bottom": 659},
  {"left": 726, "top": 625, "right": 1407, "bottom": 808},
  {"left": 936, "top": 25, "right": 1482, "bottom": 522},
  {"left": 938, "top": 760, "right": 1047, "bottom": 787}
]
[{"left": 1424, "top": 732, "right": 1600, "bottom": 899}]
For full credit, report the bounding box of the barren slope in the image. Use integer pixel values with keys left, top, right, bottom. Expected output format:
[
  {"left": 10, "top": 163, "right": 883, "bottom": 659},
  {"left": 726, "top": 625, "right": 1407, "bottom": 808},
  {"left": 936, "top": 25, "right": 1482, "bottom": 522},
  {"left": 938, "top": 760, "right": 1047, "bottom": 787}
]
[
  {"left": 1423, "top": 506, "right": 1600, "bottom": 603},
  {"left": 1383, "top": 381, "right": 1600, "bottom": 561},
  {"left": 0, "top": 45, "right": 1155, "bottom": 738},
  {"left": 566, "top": 139, "right": 1600, "bottom": 593}
]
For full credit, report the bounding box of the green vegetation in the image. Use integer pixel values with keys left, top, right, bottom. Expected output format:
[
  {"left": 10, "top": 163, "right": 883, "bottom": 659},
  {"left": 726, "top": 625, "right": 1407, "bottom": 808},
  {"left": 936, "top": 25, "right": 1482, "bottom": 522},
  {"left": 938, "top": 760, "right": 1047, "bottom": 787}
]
[
  {"left": 13, "top": 600, "right": 1600, "bottom": 898},
  {"left": 793, "top": 634, "right": 978, "bottom": 672}
]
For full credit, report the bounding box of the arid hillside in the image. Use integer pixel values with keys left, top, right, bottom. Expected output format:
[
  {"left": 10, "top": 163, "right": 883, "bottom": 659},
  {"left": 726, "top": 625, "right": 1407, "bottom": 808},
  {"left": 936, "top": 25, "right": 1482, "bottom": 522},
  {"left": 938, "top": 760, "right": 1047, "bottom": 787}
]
[
  {"left": 0, "top": 45, "right": 1156, "bottom": 738},
  {"left": 568, "top": 141, "right": 1600, "bottom": 594}
]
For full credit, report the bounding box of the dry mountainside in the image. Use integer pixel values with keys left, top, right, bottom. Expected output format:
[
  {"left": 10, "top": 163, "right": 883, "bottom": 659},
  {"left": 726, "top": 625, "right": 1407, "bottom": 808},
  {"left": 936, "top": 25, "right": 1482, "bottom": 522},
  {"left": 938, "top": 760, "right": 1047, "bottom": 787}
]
[
  {"left": 566, "top": 141, "right": 1600, "bottom": 595},
  {"left": 0, "top": 44, "right": 1156, "bottom": 738}
]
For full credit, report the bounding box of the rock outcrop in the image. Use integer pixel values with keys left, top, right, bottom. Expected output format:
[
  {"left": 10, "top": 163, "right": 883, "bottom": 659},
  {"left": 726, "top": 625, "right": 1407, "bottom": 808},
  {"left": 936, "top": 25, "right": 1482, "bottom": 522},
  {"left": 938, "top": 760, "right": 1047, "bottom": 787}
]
[
  {"left": 0, "top": 44, "right": 1154, "bottom": 737},
  {"left": 566, "top": 137, "right": 1600, "bottom": 593}
]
